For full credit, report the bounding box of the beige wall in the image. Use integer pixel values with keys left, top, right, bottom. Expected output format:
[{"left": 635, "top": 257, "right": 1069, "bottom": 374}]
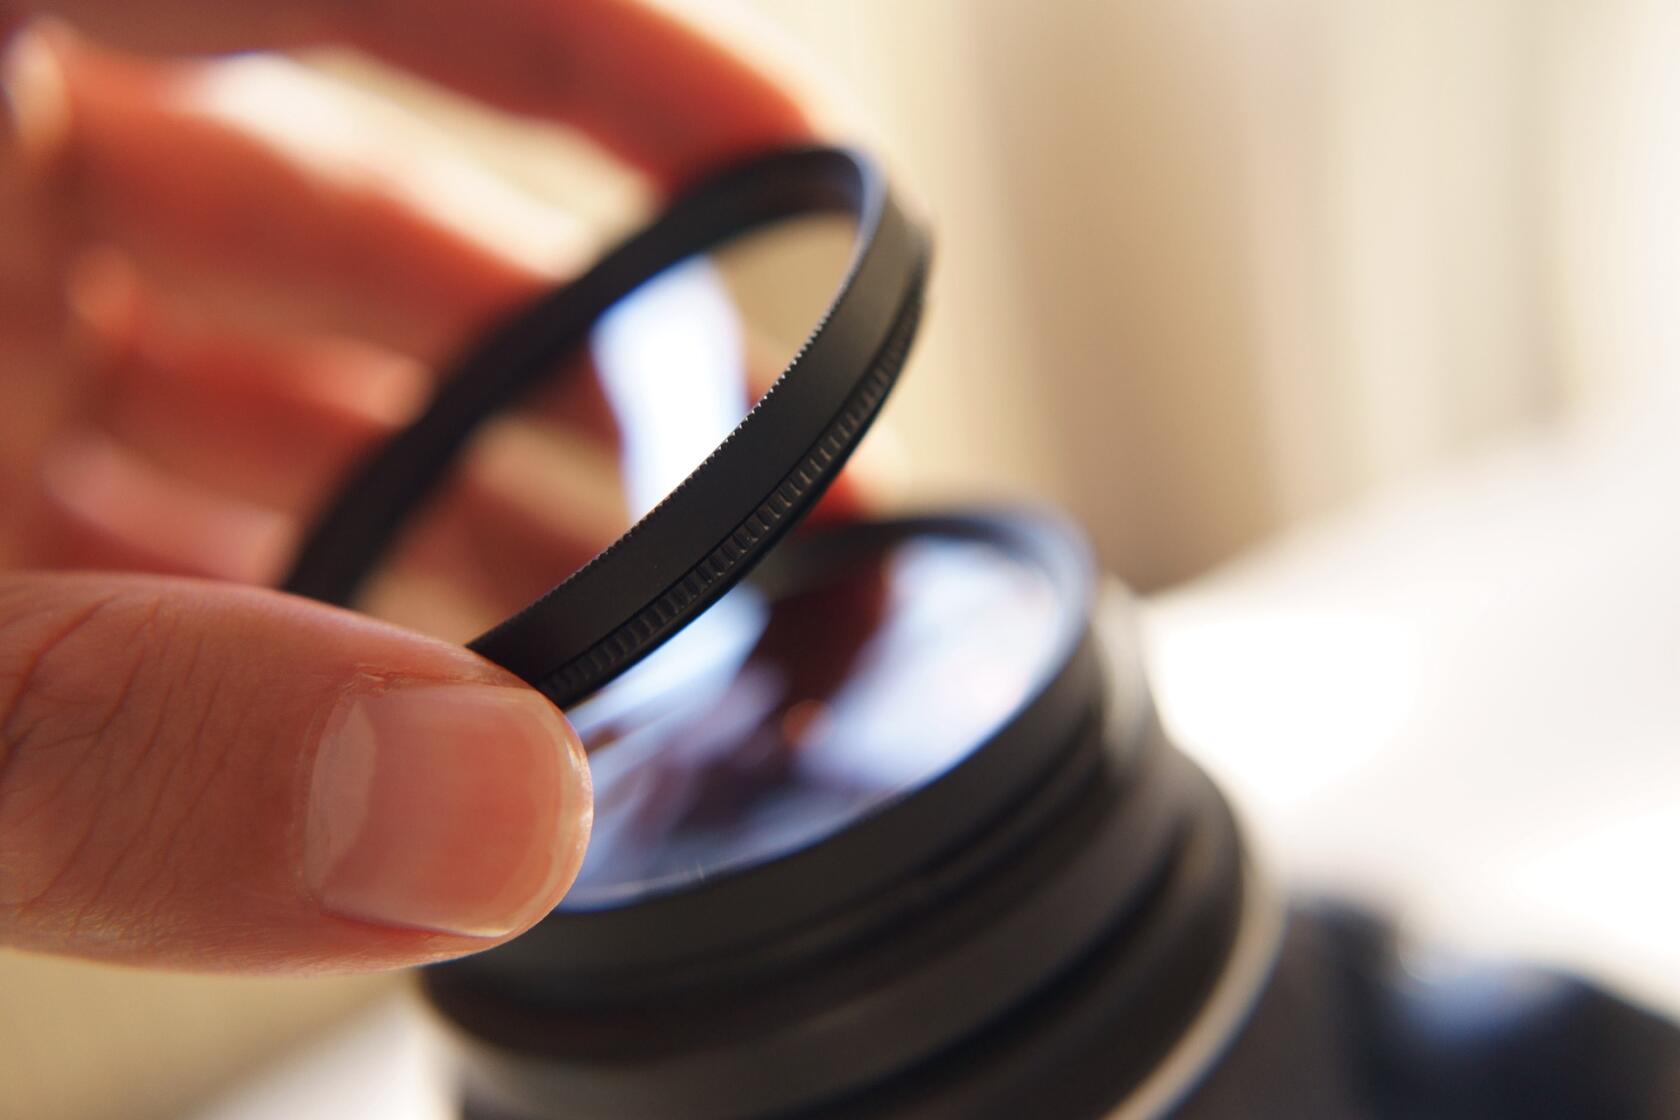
[{"left": 741, "top": 0, "right": 1673, "bottom": 587}]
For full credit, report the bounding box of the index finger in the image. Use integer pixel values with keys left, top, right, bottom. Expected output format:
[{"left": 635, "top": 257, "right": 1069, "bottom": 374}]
[{"left": 7, "top": 0, "right": 815, "bottom": 188}]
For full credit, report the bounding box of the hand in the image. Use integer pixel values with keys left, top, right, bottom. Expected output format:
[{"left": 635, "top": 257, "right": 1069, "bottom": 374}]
[{"left": 0, "top": 0, "right": 811, "bottom": 973}]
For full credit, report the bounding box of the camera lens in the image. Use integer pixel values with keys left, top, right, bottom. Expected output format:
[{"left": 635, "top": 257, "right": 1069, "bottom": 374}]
[
  {"left": 562, "top": 516, "right": 1072, "bottom": 907},
  {"left": 423, "top": 512, "right": 1257, "bottom": 1120}
]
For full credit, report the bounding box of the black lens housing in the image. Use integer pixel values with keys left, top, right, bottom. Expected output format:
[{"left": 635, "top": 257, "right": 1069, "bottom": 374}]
[
  {"left": 284, "top": 146, "right": 1255, "bottom": 1118},
  {"left": 423, "top": 512, "right": 1251, "bottom": 1120}
]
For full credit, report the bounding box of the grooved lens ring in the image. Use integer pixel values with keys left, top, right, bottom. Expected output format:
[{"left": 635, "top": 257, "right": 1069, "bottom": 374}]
[{"left": 282, "top": 147, "right": 929, "bottom": 706}]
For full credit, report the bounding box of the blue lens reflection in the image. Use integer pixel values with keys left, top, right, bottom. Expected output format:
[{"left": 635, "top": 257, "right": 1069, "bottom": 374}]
[
  {"left": 591, "top": 257, "right": 749, "bottom": 520},
  {"left": 562, "top": 534, "right": 1063, "bottom": 908}
]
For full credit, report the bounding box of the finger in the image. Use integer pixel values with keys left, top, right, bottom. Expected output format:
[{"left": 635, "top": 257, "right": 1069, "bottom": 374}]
[
  {"left": 75, "top": 260, "right": 624, "bottom": 516},
  {"left": 95, "top": 335, "right": 417, "bottom": 516},
  {"left": 36, "top": 34, "right": 575, "bottom": 361},
  {"left": 0, "top": 569, "right": 591, "bottom": 973},
  {"left": 0, "top": 19, "right": 72, "bottom": 297},
  {"left": 38, "top": 416, "right": 626, "bottom": 628},
  {"left": 68, "top": 268, "right": 626, "bottom": 602},
  {"left": 71, "top": 251, "right": 429, "bottom": 513},
  {"left": 45, "top": 413, "right": 624, "bottom": 647},
  {"left": 343, "top": 0, "right": 816, "bottom": 189},
  {"left": 46, "top": 267, "right": 627, "bottom": 604},
  {"left": 35, "top": 432, "right": 294, "bottom": 580},
  {"left": 14, "top": 0, "right": 814, "bottom": 189},
  {"left": 0, "top": 31, "right": 86, "bottom": 546}
]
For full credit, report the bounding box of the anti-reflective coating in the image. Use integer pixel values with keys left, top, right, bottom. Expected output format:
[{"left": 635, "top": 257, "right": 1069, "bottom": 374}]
[
  {"left": 283, "top": 147, "right": 928, "bottom": 708},
  {"left": 422, "top": 511, "right": 1099, "bottom": 995},
  {"left": 561, "top": 520, "right": 1069, "bottom": 908}
]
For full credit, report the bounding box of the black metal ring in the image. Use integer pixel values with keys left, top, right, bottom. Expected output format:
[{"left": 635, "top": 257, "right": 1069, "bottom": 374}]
[{"left": 282, "top": 146, "right": 929, "bottom": 707}]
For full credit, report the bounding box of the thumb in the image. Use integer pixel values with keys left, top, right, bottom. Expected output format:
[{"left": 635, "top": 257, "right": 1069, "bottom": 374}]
[{"left": 0, "top": 570, "right": 591, "bottom": 973}]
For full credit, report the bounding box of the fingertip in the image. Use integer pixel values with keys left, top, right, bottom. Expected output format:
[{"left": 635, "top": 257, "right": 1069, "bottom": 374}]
[
  {"left": 0, "top": 572, "right": 593, "bottom": 973},
  {"left": 302, "top": 679, "right": 591, "bottom": 941}
]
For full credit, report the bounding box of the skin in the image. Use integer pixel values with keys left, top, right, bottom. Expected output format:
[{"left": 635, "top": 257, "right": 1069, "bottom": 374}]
[{"left": 0, "top": 0, "right": 815, "bottom": 973}]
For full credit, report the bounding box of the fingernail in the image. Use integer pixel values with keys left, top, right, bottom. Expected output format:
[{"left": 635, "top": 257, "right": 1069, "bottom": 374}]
[{"left": 304, "top": 682, "right": 591, "bottom": 937}]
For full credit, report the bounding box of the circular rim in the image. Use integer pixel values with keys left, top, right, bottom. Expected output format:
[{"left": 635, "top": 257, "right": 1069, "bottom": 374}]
[
  {"left": 282, "top": 146, "right": 929, "bottom": 707},
  {"left": 435, "top": 510, "right": 1100, "bottom": 994}
]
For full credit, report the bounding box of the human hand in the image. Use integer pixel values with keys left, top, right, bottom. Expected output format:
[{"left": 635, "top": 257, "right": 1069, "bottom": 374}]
[{"left": 0, "top": 0, "right": 811, "bottom": 973}]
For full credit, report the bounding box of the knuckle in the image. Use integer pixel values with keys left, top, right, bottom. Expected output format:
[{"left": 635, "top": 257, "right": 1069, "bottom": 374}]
[
  {"left": 0, "top": 578, "right": 152, "bottom": 762},
  {"left": 0, "top": 577, "right": 189, "bottom": 925}
]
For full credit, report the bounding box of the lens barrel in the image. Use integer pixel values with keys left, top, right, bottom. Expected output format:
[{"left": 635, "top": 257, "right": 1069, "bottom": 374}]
[{"left": 422, "top": 513, "right": 1260, "bottom": 1119}]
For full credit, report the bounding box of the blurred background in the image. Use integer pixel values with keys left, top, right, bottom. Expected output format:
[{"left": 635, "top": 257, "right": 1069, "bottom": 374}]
[
  {"left": 4, "top": 1, "right": 1678, "bottom": 1117},
  {"left": 747, "top": 0, "right": 1677, "bottom": 587}
]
